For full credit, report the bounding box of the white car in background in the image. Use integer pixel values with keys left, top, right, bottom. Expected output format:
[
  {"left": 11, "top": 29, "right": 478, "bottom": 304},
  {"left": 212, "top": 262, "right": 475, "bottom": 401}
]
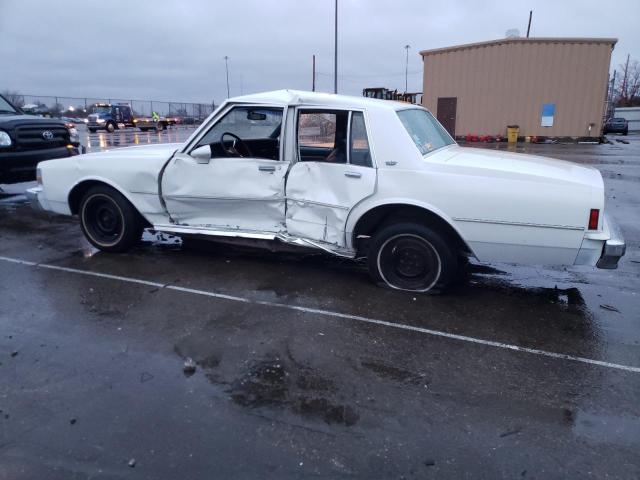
[{"left": 27, "top": 90, "right": 625, "bottom": 293}]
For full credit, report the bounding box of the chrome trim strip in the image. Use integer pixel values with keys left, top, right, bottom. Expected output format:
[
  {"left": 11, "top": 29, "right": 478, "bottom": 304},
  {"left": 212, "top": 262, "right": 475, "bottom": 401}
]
[
  {"left": 453, "top": 217, "right": 584, "bottom": 231},
  {"left": 165, "top": 195, "right": 286, "bottom": 202},
  {"left": 286, "top": 197, "right": 349, "bottom": 210}
]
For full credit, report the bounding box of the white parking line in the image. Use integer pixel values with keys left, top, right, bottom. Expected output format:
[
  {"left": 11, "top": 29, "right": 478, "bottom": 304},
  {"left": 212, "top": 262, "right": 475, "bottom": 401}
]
[{"left": 1, "top": 254, "right": 639, "bottom": 374}]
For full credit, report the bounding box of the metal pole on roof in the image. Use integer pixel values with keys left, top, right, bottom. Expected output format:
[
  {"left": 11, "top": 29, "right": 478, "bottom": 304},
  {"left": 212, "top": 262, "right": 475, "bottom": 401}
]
[
  {"left": 526, "top": 10, "right": 532, "bottom": 37},
  {"left": 404, "top": 45, "right": 411, "bottom": 93},
  {"left": 333, "top": 0, "right": 338, "bottom": 94},
  {"left": 224, "top": 56, "right": 230, "bottom": 99}
]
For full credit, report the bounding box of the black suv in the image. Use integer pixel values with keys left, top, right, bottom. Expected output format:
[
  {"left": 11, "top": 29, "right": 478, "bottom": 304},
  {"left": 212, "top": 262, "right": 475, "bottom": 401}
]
[
  {"left": 0, "top": 94, "right": 81, "bottom": 184},
  {"left": 603, "top": 117, "right": 629, "bottom": 136}
]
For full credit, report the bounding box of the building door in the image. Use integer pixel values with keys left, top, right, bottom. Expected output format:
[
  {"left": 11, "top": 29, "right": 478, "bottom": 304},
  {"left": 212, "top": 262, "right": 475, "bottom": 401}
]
[{"left": 437, "top": 97, "right": 457, "bottom": 137}]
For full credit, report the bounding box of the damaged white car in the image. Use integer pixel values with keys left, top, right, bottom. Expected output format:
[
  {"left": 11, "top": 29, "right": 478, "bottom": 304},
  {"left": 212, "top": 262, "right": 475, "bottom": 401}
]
[{"left": 28, "top": 90, "right": 625, "bottom": 293}]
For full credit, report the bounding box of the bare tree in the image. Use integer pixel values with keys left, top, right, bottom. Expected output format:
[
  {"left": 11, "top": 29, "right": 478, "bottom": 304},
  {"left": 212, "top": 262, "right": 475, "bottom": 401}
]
[
  {"left": 1, "top": 89, "right": 24, "bottom": 107},
  {"left": 614, "top": 55, "right": 640, "bottom": 107}
]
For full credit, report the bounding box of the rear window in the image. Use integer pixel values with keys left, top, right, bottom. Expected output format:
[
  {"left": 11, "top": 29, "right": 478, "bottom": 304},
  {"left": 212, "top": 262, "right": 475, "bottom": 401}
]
[{"left": 397, "top": 109, "right": 454, "bottom": 155}]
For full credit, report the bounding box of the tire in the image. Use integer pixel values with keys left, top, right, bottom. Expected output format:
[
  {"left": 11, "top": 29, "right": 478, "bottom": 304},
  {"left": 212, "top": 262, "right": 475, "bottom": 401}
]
[
  {"left": 106, "top": 122, "right": 116, "bottom": 133},
  {"left": 139, "top": 127, "right": 148, "bottom": 132},
  {"left": 79, "top": 185, "right": 143, "bottom": 253},
  {"left": 88, "top": 128, "right": 97, "bottom": 133},
  {"left": 367, "top": 222, "right": 458, "bottom": 293},
  {"left": 155, "top": 122, "right": 165, "bottom": 132},
  {"left": 623, "top": 130, "right": 628, "bottom": 136}
]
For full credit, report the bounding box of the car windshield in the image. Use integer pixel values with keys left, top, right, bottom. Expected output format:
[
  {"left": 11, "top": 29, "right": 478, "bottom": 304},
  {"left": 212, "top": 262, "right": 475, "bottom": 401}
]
[
  {"left": 92, "top": 106, "right": 111, "bottom": 114},
  {"left": 0, "top": 96, "right": 19, "bottom": 114},
  {"left": 397, "top": 108, "right": 455, "bottom": 155}
]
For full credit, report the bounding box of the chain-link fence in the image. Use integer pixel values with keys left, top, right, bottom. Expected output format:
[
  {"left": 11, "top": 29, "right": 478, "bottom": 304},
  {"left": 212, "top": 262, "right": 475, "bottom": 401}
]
[{"left": 6, "top": 94, "right": 215, "bottom": 121}]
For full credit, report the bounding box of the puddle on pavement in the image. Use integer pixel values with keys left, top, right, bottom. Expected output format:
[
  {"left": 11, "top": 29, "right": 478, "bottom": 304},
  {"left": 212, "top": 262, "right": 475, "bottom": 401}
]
[
  {"left": 227, "top": 357, "right": 359, "bottom": 426},
  {"left": 174, "top": 343, "right": 359, "bottom": 427}
]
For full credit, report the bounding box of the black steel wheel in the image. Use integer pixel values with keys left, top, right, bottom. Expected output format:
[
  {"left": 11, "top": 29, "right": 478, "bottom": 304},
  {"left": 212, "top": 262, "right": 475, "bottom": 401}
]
[
  {"left": 79, "top": 185, "right": 142, "bottom": 252},
  {"left": 368, "top": 222, "right": 458, "bottom": 293}
]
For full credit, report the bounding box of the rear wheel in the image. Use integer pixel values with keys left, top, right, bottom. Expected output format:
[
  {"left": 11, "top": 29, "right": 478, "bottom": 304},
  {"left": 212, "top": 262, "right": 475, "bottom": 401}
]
[
  {"left": 79, "top": 185, "right": 142, "bottom": 253},
  {"left": 155, "top": 122, "right": 165, "bottom": 132},
  {"left": 367, "top": 223, "right": 458, "bottom": 293}
]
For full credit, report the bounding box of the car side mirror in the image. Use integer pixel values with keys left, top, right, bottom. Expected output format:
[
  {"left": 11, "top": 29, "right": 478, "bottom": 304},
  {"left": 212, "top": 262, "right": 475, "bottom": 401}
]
[{"left": 191, "top": 145, "right": 211, "bottom": 164}]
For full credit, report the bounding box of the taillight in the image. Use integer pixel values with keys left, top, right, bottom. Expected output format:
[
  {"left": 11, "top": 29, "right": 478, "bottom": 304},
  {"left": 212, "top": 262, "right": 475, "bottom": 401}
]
[{"left": 588, "top": 209, "right": 599, "bottom": 230}]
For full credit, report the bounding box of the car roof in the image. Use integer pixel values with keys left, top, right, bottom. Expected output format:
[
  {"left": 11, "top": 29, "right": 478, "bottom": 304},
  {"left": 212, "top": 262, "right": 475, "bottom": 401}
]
[{"left": 227, "top": 89, "right": 420, "bottom": 112}]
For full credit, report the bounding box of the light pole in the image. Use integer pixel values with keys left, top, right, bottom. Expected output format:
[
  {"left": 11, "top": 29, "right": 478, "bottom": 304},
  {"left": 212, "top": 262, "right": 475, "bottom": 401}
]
[
  {"left": 334, "top": 0, "right": 338, "bottom": 94},
  {"left": 404, "top": 44, "right": 410, "bottom": 93},
  {"left": 224, "top": 56, "right": 230, "bottom": 98}
]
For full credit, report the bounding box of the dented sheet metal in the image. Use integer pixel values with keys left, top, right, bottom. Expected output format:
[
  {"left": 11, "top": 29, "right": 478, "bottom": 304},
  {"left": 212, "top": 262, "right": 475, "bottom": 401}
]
[
  {"left": 285, "top": 162, "right": 376, "bottom": 247},
  {"left": 161, "top": 155, "right": 287, "bottom": 232}
]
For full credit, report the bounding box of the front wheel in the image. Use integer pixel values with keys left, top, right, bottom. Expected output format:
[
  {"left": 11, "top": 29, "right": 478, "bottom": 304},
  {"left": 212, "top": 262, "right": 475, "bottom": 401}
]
[
  {"left": 79, "top": 185, "right": 143, "bottom": 252},
  {"left": 367, "top": 223, "right": 458, "bottom": 293}
]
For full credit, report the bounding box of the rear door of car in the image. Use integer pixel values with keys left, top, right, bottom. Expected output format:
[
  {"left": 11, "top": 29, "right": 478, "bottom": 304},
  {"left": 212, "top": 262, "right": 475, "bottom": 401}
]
[{"left": 285, "top": 108, "right": 376, "bottom": 247}]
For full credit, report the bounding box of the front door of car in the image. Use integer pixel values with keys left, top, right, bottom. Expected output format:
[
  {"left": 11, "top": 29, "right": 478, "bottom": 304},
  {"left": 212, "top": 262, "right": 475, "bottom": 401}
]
[
  {"left": 161, "top": 105, "right": 287, "bottom": 233},
  {"left": 285, "top": 109, "right": 376, "bottom": 246}
]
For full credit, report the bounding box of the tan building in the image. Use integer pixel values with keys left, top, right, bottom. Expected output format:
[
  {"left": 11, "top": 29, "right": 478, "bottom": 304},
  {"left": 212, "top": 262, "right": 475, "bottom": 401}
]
[{"left": 420, "top": 37, "right": 617, "bottom": 139}]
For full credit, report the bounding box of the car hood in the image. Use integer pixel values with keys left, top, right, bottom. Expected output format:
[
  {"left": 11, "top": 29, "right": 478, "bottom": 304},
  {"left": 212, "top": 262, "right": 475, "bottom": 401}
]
[
  {"left": 443, "top": 146, "right": 603, "bottom": 189},
  {"left": 81, "top": 143, "right": 182, "bottom": 161},
  {"left": 0, "top": 114, "right": 67, "bottom": 128}
]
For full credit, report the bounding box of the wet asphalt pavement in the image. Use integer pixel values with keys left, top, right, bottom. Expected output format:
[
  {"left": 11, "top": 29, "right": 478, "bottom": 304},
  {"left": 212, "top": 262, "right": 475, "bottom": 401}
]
[{"left": 1, "top": 131, "right": 639, "bottom": 479}]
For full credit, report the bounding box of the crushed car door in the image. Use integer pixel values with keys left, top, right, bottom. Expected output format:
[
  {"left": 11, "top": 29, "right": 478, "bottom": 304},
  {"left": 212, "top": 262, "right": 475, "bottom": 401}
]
[
  {"left": 285, "top": 109, "right": 376, "bottom": 246},
  {"left": 161, "top": 105, "right": 287, "bottom": 232}
]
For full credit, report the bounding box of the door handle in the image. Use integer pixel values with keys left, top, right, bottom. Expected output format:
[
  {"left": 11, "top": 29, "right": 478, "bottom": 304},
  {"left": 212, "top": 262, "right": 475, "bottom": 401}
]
[
  {"left": 258, "top": 165, "right": 276, "bottom": 172},
  {"left": 344, "top": 171, "right": 362, "bottom": 178}
]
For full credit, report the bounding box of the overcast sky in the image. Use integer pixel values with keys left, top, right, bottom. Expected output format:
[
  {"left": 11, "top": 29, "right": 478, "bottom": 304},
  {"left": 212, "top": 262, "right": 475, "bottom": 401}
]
[{"left": 1, "top": 0, "right": 638, "bottom": 104}]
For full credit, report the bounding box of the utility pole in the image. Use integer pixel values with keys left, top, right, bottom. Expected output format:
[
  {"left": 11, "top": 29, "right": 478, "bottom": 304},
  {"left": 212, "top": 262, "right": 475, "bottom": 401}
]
[
  {"left": 224, "top": 56, "right": 230, "bottom": 99},
  {"left": 334, "top": 0, "right": 338, "bottom": 94},
  {"left": 526, "top": 10, "right": 532, "bottom": 37},
  {"left": 404, "top": 44, "right": 411, "bottom": 93},
  {"left": 312, "top": 54, "right": 316, "bottom": 92}
]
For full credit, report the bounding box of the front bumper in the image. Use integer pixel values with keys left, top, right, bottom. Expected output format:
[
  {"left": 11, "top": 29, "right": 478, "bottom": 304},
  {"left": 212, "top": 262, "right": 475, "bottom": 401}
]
[
  {"left": 596, "top": 216, "right": 626, "bottom": 269},
  {"left": 26, "top": 186, "right": 48, "bottom": 211},
  {"left": 0, "top": 145, "right": 80, "bottom": 184}
]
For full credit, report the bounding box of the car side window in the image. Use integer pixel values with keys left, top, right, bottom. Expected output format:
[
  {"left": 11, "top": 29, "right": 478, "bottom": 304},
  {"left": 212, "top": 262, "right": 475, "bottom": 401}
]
[
  {"left": 195, "top": 106, "right": 283, "bottom": 160},
  {"left": 349, "top": 112, "right": 372, "bottom": 167},
  {"left": 297, "top": 110, "right": 349, "bottom": 164}
]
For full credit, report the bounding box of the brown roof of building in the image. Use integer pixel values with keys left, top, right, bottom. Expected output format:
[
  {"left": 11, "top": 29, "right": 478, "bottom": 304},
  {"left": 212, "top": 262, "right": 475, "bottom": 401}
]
[{"left": 419, "top": 37, "right": 617, "bottom": 57}]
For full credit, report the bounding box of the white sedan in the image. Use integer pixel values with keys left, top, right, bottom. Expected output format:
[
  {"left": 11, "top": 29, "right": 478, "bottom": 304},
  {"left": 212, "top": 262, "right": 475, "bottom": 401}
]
[{"left": 27, "top": 90, "right": 625, "bottom": 293}]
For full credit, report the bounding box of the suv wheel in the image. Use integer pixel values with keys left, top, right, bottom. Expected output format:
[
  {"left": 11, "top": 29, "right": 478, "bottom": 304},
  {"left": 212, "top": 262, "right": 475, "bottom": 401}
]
[
  {"left": 79, "top": 185, "right": 142, "bottom": 253},
  {"left": 106, "top": 122, "right": 116, "bottom": 133},
  {"left": 368, "top": 222, "right": 458, "bottom": 293}
]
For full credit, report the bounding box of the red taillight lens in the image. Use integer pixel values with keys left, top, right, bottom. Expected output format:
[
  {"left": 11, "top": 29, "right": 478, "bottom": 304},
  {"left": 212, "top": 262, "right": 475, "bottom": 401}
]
[{"left": 588, "top": 209, "right": 599, "bottom": 230}]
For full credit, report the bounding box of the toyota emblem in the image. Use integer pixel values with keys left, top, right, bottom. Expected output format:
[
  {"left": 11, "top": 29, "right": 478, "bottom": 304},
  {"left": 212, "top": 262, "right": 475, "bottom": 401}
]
[{"left": 42, "top": 130, "right": 54, "bottom": 140}]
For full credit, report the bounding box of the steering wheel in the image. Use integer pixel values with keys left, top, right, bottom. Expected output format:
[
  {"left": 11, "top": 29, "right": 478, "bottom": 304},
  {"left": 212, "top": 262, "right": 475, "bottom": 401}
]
[{"left": 220, "top": 132, "right": 252, "bottom": 157}]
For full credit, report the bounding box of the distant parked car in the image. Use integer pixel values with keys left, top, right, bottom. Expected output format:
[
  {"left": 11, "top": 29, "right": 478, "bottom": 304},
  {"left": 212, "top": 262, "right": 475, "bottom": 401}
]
[
  {"left": 0, "top": 94, "right": 81, "bottom": 184},
  {"left": 27, "top": 90, "right": 625, "bottom": 293},
  {"left": 603, "top": 117, "right": 628, "bottom": 135}
]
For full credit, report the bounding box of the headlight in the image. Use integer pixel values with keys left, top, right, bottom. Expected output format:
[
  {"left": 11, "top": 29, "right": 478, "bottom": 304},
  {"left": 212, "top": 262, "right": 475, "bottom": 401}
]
[
  {"left": 0, "top": 130, "right": 11, "bottom": 147},
  {"left": 68, "top": 127, "right": 79, "bottom": 143},
  {"left": 97, "top": 118, "right": 106, "bottom": 123}
]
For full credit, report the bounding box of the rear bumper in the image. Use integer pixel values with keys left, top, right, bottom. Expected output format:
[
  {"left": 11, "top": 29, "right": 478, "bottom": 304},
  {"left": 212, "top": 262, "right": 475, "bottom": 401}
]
[{"left": 597, "top": 216, "right": 626, "bottom": 269}]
